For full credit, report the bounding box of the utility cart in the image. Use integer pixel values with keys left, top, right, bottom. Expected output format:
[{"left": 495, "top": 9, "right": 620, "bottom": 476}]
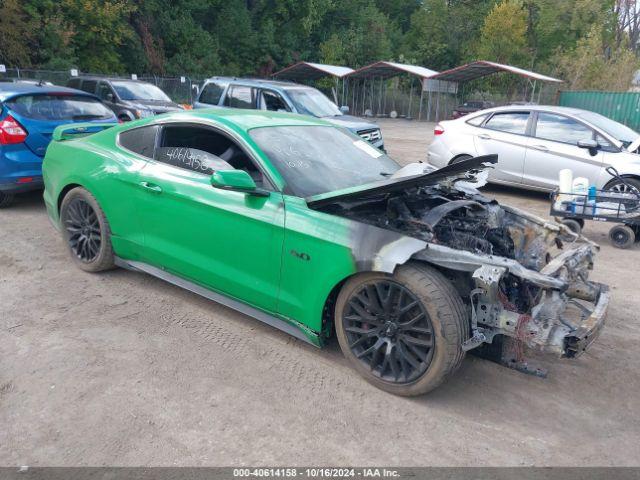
[{"left": 550, "top": 168, "right": 640, "bottom": 249}]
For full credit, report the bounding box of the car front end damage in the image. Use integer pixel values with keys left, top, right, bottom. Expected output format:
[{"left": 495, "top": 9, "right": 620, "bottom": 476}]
[{"left": 309, "top": 155, "right": 608, "bottom": 370}]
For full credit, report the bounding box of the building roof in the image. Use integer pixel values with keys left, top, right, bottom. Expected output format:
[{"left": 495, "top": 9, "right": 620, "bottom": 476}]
[
  {"left": 428, "top": 61, "right": 563, "bottom": 83},
  {"left": 346, "top": 61, "right": 438, "bottom": 80},
  {"left": 272, "top": 62, "right": 354, "bottom": 80}
]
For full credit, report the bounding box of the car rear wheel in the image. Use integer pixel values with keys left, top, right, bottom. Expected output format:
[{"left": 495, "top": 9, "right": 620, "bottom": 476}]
[
  {"left": 335, "top": 263, "right": 468, "bottom": 396},
  {"left": 60, "top": 187, "right": 115, "bottom": 272},
  {"left": 0, "top": 192, "right": 15, "bottom": 208}
]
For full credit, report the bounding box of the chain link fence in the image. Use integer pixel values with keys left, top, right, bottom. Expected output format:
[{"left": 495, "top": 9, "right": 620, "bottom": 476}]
[{"left": 0, "top": 68, "right": 206, "bottom": 105}]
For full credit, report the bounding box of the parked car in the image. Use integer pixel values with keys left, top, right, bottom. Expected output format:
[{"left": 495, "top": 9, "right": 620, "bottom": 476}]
[
  {"left": 0, "top": 83, "right": 116, "bottom": 207},
  {"left": 429, "top": 105, "right": 640, "bottom": 193},
  {"left": 0, "top": 78, "right": 54, "bottom": 86},
  {"left": 67, "top": 76, "right": 183, "bottom": 122},
  {"left": 193, "top": 77, "right": 384, "bottom": 150},
  {"left": 43, "top": 109, "right": 607, "bottom": 395},
  {"left": 451, "top": 100, "right": 494, "bottom": 119}
]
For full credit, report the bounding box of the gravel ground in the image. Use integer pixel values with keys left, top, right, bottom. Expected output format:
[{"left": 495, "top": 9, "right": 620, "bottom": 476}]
[{"left": 1, "top": 118, "right": 639, "bottom": 466}]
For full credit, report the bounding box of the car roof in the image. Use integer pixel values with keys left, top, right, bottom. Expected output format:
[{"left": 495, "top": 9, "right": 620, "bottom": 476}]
[
  {"left": 203, "top": 77, "right": 306, "bottom": 90},
  {"left": 153, "top": 108, "right": 333, "bottom": 131},
  {"left": 471, "top": 104, "right": 588, "bottom": 116},
  {"left": 0, "top": 83, "right": 97, "bottom": 102},
  {"left": 73, "top": 76, "right": 153, "bottom": 85}
]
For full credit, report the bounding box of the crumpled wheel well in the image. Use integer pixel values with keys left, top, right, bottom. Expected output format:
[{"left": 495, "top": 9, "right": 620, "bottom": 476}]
[{"left": 58, "top": 183, "right": 82, "bottom": 213}]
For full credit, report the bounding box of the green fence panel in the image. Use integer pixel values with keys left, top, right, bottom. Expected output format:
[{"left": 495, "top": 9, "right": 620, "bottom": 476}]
[{"left": 559, "top": 91, "right": 640, "bottom": 131}]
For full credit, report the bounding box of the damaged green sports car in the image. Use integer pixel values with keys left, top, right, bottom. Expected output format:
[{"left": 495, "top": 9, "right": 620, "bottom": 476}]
[{"left": 42, "top": 110, "right": 609, "bottom": 396}]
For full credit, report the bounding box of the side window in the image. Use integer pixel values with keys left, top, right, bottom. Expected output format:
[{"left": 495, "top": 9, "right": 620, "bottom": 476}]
[
  {"left": 155, "top": 124, "right": 265, "bottom": 186},
  {"left": 97, "top": 83, "right": 114, "bottom": 101},
  {"left": 67, "top": 78, "right": 81, "bottom": 89},
  {"left": 224, "top": 86, "right": 255, "bottom": 109},
  {"left": 119, "top": 125, "right": 159, "bottom": 158},
  {"left": 80, "top": 80, "right": 97, "bottom": 95},
  {"left": 466, "top": 114, "right": 488, "bottom": 126},
  {"left": 535, "top": 113, "right": 594, "bottom": 145},
  {"left": 199, "top": 82, "right": 224, "bottom": 105},
  {"left": 261, "top": 90, "right": 290, "bottom": 112},
  {"left": 484, "top": 112, "right": 530, "bottom": 135}
]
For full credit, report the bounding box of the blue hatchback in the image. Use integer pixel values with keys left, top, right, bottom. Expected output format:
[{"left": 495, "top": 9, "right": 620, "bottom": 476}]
[{"left": 0, "top": 83, "right": 117, "bottom": 207}]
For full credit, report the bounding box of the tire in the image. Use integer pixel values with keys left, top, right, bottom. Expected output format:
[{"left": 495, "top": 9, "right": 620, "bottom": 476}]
[
  {"left": 0, "top": 192, "right": 15, "bottom": 208},
  {"left": 562, "top": 218, "right": 582, "bottom": 235},
  {"left": 604, "top": 177, "right": 640, "bottom": 195},
  {"left": 609, "top": 225, "right": 635, "bottom": 249},
  {"left": 60, "top": 187, "right": 115, "bottom": 272},
  {"left": 335, "top": 263, "right": 468, "bottom": 396}
]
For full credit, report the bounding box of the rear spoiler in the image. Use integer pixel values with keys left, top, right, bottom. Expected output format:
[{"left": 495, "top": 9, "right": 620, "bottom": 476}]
[{"left": 52, "top": 123, "right": 118, "bottom": 142}]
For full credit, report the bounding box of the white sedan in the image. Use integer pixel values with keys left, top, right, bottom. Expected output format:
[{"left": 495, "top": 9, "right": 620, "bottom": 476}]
[{"left": 427, "top": 105, "right": 640, "bottom": 193}]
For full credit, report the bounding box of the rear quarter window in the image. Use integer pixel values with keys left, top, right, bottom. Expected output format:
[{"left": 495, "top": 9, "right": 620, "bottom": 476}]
[
  {"left": 118, "top": 125, "right": 159, "bottom": 158},
  {"left": 466, "top": 114, "right": 488, "bottom": 126}
]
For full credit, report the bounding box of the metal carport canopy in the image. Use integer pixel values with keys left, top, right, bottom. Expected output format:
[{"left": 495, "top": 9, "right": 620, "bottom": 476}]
[
  {"left": 428, "top": 61, "right": 563, "bottom": 83},
  {"left": 346, "top": 61, "right": 438, "bottom": 80},
  {"left": 272, "top": 61, "right": 354, "bottom": 81}
]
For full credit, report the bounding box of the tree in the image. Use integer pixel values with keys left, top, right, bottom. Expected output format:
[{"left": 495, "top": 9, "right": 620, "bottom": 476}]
[
  {"left": 476, "top": 0, "right": 529, "bottom": 65},
  {"left": 555, "top": 24, "right": 639, "bottom": 90},
  {"left": 0, "top": 0, "right": 36, "bottom": 67},
  {"left": 402, "top": 0, "right": 452, "bottom": 70}
]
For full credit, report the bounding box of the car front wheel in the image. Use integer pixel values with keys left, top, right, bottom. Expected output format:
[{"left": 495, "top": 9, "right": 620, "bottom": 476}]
[
  {"left": 60, "top": 187, "right": 115, "bottom": 272},
  {"left": 604, "top": 177, "right": 640, "bottom": 195},
  {"left": 335, "top": 263, "right": 468, "bottom": 396}
]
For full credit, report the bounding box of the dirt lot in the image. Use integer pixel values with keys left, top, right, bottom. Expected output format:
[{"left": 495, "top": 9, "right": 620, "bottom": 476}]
[{"left": 1, "top": 118, "right": 639, "bottom": 466}]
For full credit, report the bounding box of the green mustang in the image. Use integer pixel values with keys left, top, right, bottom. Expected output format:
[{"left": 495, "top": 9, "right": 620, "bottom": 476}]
[{"left": 43, "top": 109, "right": 609, "bottom": 395}]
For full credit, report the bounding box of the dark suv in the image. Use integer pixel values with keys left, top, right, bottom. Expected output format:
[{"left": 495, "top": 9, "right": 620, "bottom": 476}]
[
  {"left": 67, "top": 77, "right": 183, "bottom": 121},
  {"left": 193, "top": 77, "right": 384, "bottom": 150}
]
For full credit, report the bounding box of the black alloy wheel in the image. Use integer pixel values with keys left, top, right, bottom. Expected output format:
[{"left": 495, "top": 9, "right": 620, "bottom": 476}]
[
  {"left": 342, "top": 280, "right": 435, "bottom": 384},
  {"left": 64, "top": 197, "right": 102, "bottom": 262}
]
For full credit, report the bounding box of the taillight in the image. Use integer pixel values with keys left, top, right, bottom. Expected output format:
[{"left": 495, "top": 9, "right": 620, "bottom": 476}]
[
  {"left": 0, "top": 115, "right": 28, "bottom": 144},
  {"left": 434, "top": 124, "right": 445, "bottom": 136}
]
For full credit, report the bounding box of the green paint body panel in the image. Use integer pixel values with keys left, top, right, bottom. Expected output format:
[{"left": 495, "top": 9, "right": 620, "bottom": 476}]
[
  {"left": 42, "top": 110, "right": 389, "bottom": 346},
  {"left": 558, "top": 91, "right": 640, "bottom": 132}
]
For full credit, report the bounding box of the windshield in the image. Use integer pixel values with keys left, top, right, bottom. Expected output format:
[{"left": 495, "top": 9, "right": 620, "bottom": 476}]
[
  {"left": 112, "top": 81, "right": 171, "bottom": 102},
  {"left": 6, "top": 94, "right": 114, "bottom": 121},
  {"left": 575, "top": 111, "right": 639, "bottom": 145},
  {"left": 250, "top": 126, "right": 399, "bottom": 197},
  {"left": 285, "top": 88, "right": 342, "bottom": 118}
]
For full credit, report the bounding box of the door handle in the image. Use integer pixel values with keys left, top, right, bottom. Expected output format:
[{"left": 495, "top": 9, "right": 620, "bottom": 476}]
[
  {"left": 478, "top": 134, "right": 491, "bottom": 140},
  {"left": 531, "top": 144, "right": 549, "bottom": 152},
  {"left": 140, "top": 181, "right": 162, "bottom": 193}
]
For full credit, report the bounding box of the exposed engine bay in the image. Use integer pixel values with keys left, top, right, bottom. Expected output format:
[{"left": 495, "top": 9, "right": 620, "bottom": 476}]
[{"left": 312, "top": 157, "right": 609, "bottom": 370}]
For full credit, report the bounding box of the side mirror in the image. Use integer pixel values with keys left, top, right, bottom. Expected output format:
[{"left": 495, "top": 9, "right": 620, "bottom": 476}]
[
  {"left": 192, "top": 85, "right": 200, "bottom": 95},
  {"left": 210, "top": 169, "right": 268, "bottom": 196},
  {"left": 339, "top": 105, "right": 350, "bottom": 114},
  {"left": 577, "top": 138, "right": 599, "bottom": 156},
  {"left": 106, "top": 93, "right": 114, "bottom": 102}
]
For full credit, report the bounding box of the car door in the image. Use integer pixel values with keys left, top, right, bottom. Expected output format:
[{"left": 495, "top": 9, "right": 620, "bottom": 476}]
[
  {"left": 473, "top": 111, "right": 531, "bottom": 185},
  {"left": 134, "top": 122, "right": 285, "bottom": 312},
  {"left": 522, "top": 112, "right": 603, "bottom": 190}
]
